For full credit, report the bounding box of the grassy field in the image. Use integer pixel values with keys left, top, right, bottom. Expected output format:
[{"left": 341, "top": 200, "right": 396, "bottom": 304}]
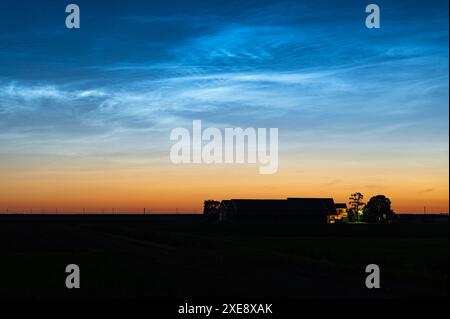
[{"left": 0, "top": 215, "right": 447, "bottom": 298}]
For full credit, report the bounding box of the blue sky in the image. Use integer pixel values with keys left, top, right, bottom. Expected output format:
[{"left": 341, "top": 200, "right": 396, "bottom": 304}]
[
  {"left": 1, "top": 0, "right": 448, "bottom": 147},
  {"left": 0, "top": 0, "right": 448, "bottom": 211}
]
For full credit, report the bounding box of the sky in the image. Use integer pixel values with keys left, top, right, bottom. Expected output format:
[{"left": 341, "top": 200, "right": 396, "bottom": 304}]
[{"left": 0, "top": 0, "right": 448, "bottom": 213}]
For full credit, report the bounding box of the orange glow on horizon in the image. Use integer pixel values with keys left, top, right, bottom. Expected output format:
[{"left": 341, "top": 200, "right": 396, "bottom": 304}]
[{"left": 1, "top": 155, "right": 448, "bottom": 214}]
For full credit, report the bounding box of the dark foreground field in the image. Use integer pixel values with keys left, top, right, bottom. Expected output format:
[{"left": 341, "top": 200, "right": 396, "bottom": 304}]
[{"left": 0, "top": 215, "right": 448, "bottom": 299}]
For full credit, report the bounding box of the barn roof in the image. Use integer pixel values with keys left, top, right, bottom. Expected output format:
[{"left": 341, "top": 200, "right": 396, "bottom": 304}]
[{"left": 225, "top": 198, "right": 336, "bottom": 216}]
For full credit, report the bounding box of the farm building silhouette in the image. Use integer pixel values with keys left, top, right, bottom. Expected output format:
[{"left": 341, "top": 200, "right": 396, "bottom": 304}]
[{"left": 218, "top": 198, "right": 337, "bottom": 223}]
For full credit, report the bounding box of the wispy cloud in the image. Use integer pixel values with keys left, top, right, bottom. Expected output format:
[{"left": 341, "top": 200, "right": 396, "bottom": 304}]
[
  {"left": 0, "top": 0, "right": 447, "bottom": 162},
  {"left": 418, "top": 188, "right": 435, "bottom": 194}
]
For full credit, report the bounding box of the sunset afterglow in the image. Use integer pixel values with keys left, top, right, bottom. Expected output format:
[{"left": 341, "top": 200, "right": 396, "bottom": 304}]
[{"left": 0, "top": 0, "right": 448, "bottom": 214}]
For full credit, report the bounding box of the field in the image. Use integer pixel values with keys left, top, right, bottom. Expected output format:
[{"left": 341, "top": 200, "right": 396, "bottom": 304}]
[{"left": 0, "top": 215, "right": 448, "bottom": 298}]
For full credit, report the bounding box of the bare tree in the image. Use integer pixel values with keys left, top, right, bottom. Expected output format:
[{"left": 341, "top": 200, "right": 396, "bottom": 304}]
[{"left": 203, "top": 200, "right": 220, "bottom": 216}]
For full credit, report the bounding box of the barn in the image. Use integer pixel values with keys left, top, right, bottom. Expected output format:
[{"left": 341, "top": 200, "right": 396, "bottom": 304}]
[{"left": 218, "top": 198, "right": 336, "bottom": 223}]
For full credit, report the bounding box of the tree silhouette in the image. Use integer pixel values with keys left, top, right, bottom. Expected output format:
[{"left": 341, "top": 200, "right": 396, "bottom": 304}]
[
  {"left": 363, "top": 195, "right": 395, "bottom": 223},
  {"left": 349, "top": 192, "right": 364, "bottom": 222},
  {"left": 203, "top": 200, "right": 220, "bottom": 217}
]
